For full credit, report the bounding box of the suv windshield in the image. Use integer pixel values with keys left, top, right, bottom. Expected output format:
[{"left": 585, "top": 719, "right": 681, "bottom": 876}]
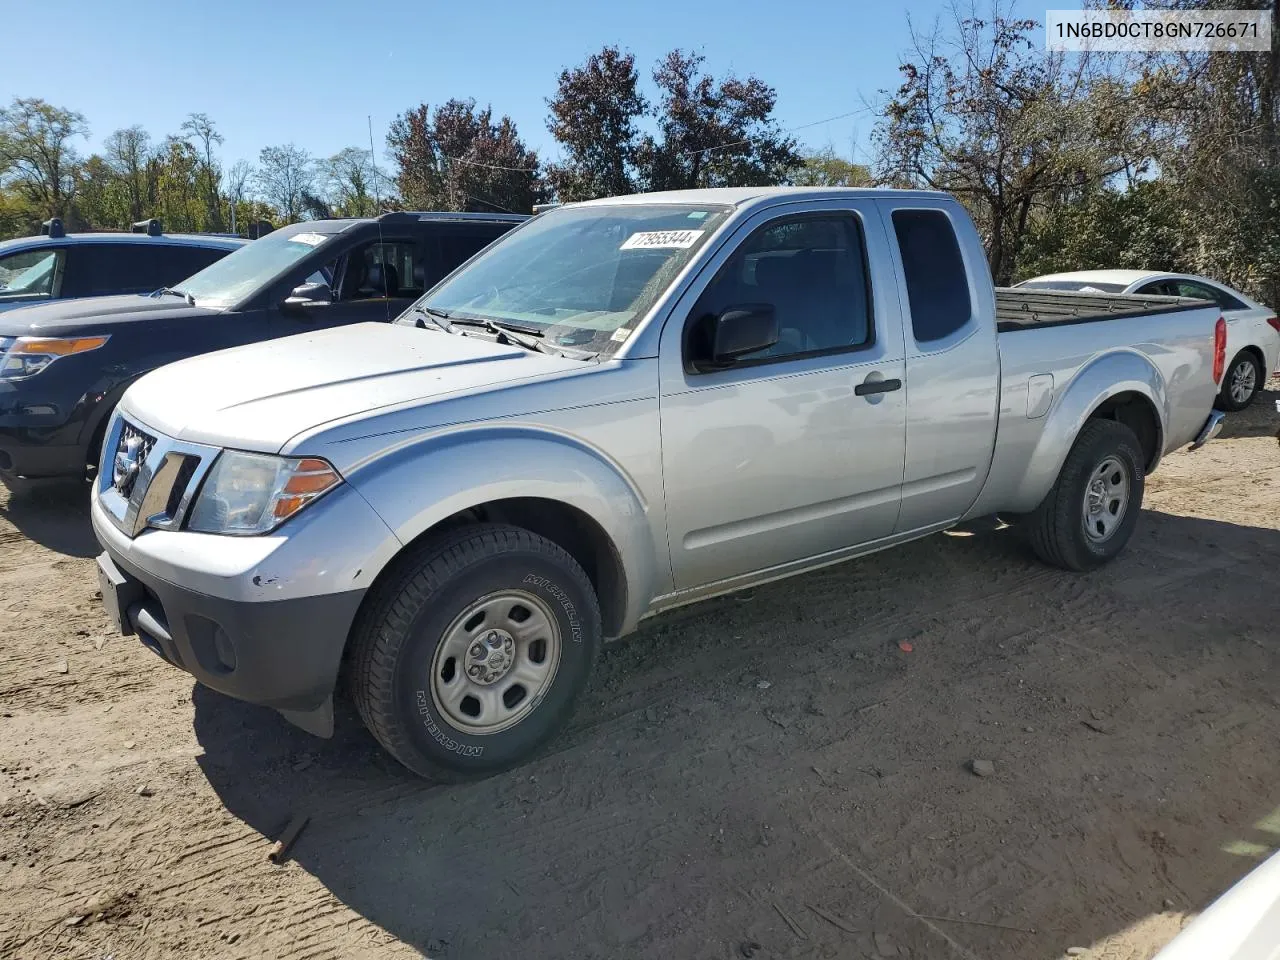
[
  {"left": 179, "top": 227, "right": 337, "bottom": 307},
  {"left": 409, "top": 204, "right": 730, "bottom": 353}
]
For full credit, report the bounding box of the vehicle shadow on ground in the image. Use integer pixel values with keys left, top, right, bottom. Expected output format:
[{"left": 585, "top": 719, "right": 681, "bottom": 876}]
[
  {"left": 194, "top": 510, "right": 1280, "bottom": 960},
  {"left": 0, "top": 482, "right": 99, "bottom": 558}
]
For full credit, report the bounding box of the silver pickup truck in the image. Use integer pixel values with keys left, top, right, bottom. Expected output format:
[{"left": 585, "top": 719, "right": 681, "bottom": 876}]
[{"left": 91, "top": 187, "right": 1226, "bottom": 779}]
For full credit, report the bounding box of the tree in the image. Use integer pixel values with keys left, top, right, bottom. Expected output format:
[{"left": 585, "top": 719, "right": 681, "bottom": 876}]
[
  {"left": 387, "top": 99, "right": 542, "bottom": 213},
  {"left": 151, "top": 136, "right": 204, "bottom": 231},
  {"left": 225, "top": 159, "right": 255, "bottom": 233},
  {"left": 1017, "top": 179, "right": 1188, "bottom": 281},
  {"left": 874, "top": 11, "right": 1157, "bottom": 283},
  {"left": 790, "top": 146, "right": 872, "bottom": 187},
  {"left": 74, "top": 154, "right": 130, "bottom": 229},
  {"left": 181, "top": 113, "right": 225, "bottom": 231},
  {"left": 325, "top": 147, "right": 386, "bottom": 217},
  {"left": 103, "top": 125, "right": 153, "bottom": 224},
  {"left": 255, "top": 144, "right": 315, "bottom": 222},
  {"left": 0, "top": 97, "right": 88, "bottom": 220},
  {"left": 1141, "top": 0, "right": 1280, "bottom": 304},
  {"left": 546, "top": 46, "right": 647, "bottom": 200},
  {"left": 636, "top": 50, "right": 802, "bottom": 191}
]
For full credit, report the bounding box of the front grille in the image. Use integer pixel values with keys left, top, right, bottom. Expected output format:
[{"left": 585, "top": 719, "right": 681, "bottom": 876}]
[
  {"left": 99, "top": 415, "right": 218, "bottom": 538},
  {"left": 111, "top": 421, "right": 157, "bottom": 499}
]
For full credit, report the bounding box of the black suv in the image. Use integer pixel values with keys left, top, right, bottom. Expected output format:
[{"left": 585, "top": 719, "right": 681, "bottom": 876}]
[
  {"left": 0, "top": 218, "right": 244, "bottom": 313},
  {"left": 0, "top": 211, "right": 525, "bottom": 489}
]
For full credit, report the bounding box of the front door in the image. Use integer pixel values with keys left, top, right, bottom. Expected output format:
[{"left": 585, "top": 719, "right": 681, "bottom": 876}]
[{"left": 659, "top": 203, "right": 908, "bottom": 592}]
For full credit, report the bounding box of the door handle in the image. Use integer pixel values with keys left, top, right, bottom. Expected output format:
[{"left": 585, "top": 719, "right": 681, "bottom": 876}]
[{"left": 855, "top": 377, "right": 902, "bottom": 396}]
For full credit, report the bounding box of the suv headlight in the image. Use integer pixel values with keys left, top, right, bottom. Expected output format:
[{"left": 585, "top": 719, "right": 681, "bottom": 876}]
[
  {"left": 0, "top": 336, "right": 109, "bottom": 380},
  {"left": 188, "top": 451, "right": 342, "bottom": 535}
]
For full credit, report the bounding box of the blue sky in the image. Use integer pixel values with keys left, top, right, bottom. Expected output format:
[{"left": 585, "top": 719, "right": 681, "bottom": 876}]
[{"left": 0, "top": 0, "right": 1025, "bottom": 172}]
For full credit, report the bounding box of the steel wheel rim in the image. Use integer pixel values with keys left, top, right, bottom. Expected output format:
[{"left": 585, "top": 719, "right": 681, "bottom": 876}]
[
  {"left": 430, "top": 589, "right": 562, "bottom": 736},
  {"left": 1082, "top": 455, "right": 1130, "bottom": 543},
  {"left": 1230, "top": 359, "right": 1256, "bottom": 404}
]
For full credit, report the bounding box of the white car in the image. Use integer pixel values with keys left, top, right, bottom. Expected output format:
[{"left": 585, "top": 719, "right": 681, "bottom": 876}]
[{"left": 1018, "top": 270, "right": 1280, "bottom": 410}]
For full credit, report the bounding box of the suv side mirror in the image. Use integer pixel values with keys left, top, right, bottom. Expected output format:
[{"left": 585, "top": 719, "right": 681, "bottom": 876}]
[
  {"left": 283, "top": 281, "right": 332, "bottom": 310},
  {"left": 701, "top": 304, "right": 778, "bottom": 367}
]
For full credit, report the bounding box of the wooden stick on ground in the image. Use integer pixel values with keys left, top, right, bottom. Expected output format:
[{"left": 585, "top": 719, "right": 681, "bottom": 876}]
[{"left": 267, "top": 814, "right": 309, "bottom": 864}]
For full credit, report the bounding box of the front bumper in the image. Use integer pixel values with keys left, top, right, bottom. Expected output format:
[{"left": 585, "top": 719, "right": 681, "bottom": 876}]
[
  {"left": 0, "top": 373, "right": 98, "bottom": 481},
  {"left": 96, "top": 548, "right": 363, "bottom": 733},
  {"left": 91, "top": 463, "right": 401, "bottom": 735}
]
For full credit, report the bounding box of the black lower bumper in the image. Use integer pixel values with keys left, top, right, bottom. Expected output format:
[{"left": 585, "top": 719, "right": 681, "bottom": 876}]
[
  {"left": 0, "top": 431, "right": 86, "bottom": 485},
  {"left": 96, "top": 550, "right": 365, "bottom": 735}
]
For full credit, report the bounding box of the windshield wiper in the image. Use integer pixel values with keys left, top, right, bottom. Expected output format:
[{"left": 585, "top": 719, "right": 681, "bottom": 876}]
[
  {"left": 410, "top": 305, "right": 456, "bottom": 334},
  {"left": 447, "top": 316, "right": 564, "bottom": 355},
  {"left": 450, "top": 316, "right": 545, "bottom": 337},
  {"left": 154, "top": 287, "right": 194, "bottom": 306}
]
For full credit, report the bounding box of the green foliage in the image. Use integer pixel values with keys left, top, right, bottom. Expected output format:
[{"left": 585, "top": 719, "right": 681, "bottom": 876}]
[
  {"left": 1017, "top": 180, "right": 1188, "bottom": 281},
  {"left": 790, "top": 147, "right": 871, "bottom": 187}
]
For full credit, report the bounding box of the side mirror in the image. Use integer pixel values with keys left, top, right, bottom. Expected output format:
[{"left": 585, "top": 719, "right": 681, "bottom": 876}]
[
  {"left": 283, "top": 281, "right": 332, "bottom": 310},
  {"left": 702, "top": 304, "right": 778, "bottom": 367}
]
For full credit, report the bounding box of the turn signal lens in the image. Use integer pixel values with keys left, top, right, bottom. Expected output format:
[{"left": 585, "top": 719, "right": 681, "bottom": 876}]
[
  {"left": 0, "top": 335, "right": 109, "bottom": 380},
  {"left": 273, "top": 459, "right": 341, "bottom": 520}
]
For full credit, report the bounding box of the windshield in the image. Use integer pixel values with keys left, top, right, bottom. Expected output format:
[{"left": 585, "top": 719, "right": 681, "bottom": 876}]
[
  {"left": 410, "top": 203, "right": 731, "bottom": 353},
  {"left": 1018, "top": 279, "right": 1129, "bottom": 293},
  {"left": 178, "top": 228, "right": 336, "bottom": 307}
]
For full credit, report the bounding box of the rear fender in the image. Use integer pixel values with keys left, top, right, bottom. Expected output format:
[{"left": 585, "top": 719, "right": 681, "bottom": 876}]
[
  {"left": 1010, "top": 350, "right": 1167, "bottom": 512},
  {"left": 345, "top": 425, "right": 658, "bottom": 635}
]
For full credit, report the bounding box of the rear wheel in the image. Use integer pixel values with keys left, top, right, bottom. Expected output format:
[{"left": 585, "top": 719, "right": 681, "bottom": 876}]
[
  {"left": 349, "top": 524, "right": 601, "bottom": 781},
  {"left": 1027, "top": 419, "right": 1145, "bottom": 571},
  {"left": 1219, "top": 351, "right": 1263, "bottom": 411}
]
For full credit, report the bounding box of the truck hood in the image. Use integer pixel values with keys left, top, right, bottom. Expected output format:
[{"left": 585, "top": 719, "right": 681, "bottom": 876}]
[
  {"left": 0, "top": 294, "right": 211, "bottom": 336},
  {"left": 120, "top": 322, "right": 584, "bottom": 451}
]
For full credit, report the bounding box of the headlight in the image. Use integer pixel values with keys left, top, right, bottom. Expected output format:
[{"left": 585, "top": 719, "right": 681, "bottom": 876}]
[
  {"left": 0, "top": 336, "right": 110, "bottom": 380},
  {"left": 187, "top": 451, "right": 341, "bottom": 535}
]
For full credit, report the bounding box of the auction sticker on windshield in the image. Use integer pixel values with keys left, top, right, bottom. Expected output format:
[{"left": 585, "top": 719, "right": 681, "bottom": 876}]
[
  {"left": 620, "top": 230, "right": 703, "bottom": 250},
  {"left": 289, "top": 232, "right": 327, "bottom": 247}
]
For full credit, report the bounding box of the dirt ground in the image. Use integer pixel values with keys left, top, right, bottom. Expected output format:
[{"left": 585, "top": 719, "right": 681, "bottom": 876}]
[{"left": 2, "top": 386, "right": 1279, "bottom": 960}]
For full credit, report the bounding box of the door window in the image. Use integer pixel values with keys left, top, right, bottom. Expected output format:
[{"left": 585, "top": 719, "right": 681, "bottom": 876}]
[
  {"left": 687, "top": 214, "right": 873, "bottom": 368},
  {"left": 892, "top": 209, "right": 973, "bottom": 343},
  {"left": 337, "top": 240, "right": 421, "bottom": 301},
  {"left": 0, "top": 248, "right": 63, "bottom": 302}
]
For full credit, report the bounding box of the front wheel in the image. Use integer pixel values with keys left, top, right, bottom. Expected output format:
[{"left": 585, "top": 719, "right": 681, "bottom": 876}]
[
  {"left": 348, "top": 524, "right": 601, "bottom": 781},
  {"left": 1219, "top": 351, "right": 1263, "bottom": 411},
  {"left": 1026, "top": 419, "right": 1145, "bottom": 572}
]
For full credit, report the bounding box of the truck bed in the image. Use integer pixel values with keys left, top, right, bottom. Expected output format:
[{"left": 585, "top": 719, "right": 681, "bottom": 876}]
[{"left": 996, "top": 288, "right": 1213, "bottom": 332}]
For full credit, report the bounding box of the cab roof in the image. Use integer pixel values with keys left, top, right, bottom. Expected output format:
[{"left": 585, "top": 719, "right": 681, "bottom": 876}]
[{"left": 569, "top": 186, "right": 953, "bottom": 209}]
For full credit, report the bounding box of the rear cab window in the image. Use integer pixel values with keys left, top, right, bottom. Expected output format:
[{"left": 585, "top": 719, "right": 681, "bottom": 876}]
[{"left": 891, "top": 209, "right": 973, "bottom": 344}]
